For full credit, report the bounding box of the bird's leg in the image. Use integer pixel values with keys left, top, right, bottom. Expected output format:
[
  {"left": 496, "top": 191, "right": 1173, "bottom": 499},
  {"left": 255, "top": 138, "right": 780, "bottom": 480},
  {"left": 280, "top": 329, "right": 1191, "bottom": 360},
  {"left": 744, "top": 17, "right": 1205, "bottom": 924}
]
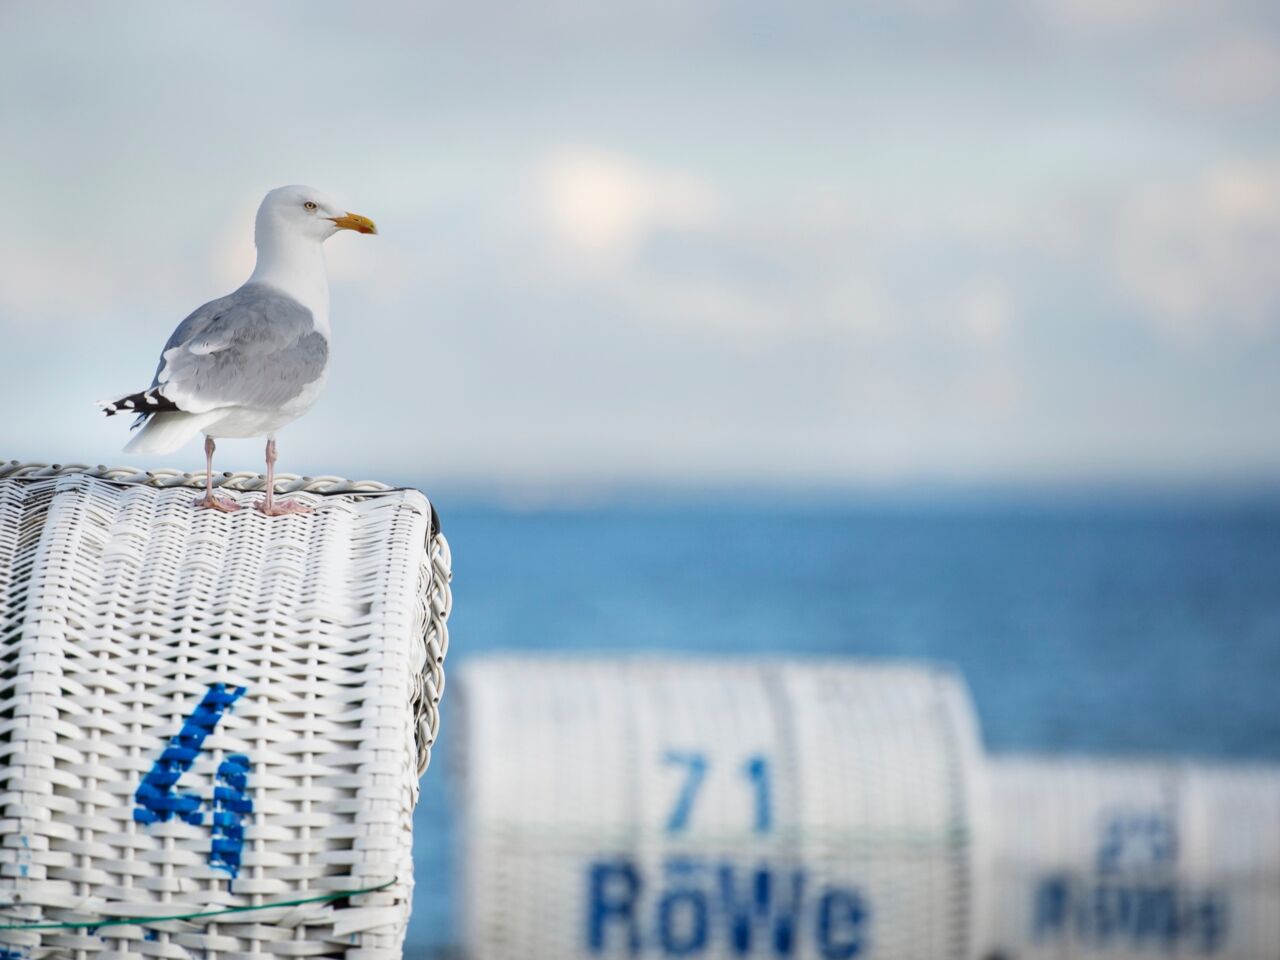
[
  {"left": 262, "top": 438, "right": 276, "bottom": 515},
  {"left": 256, "top": 438, "right": 312, "bottom": 516},
  {"left": 194, "top": 436, "right": 240, "bottom": 512}
]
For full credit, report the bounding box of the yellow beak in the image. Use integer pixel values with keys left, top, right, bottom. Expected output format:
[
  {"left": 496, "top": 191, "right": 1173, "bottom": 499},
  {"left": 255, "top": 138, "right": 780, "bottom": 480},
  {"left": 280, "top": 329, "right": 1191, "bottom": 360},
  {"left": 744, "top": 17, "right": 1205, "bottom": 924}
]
[{"left": 329, "top": 211, "right": 378, "bottom": 235}]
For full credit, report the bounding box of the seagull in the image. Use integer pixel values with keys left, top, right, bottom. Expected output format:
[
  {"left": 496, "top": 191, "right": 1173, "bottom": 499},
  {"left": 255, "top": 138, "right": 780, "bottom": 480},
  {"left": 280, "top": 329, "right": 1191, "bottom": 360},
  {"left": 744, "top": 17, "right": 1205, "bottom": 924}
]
[{"left": 101, "top": 185, "right": 376, "bottom": 515}]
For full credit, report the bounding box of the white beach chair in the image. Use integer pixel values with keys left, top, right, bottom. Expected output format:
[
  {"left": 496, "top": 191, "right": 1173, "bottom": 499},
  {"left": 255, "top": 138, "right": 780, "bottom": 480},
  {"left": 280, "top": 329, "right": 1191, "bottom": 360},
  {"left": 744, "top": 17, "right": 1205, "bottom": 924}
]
[{"left": 0, "top": 462, "right": 451, "bottom": 959}]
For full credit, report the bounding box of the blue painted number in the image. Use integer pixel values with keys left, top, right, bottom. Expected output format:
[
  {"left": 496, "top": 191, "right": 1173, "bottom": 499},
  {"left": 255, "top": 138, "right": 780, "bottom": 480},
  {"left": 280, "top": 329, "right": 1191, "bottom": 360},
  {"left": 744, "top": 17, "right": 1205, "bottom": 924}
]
[
  {"left": 663, "top": 752, "right": 774, "bottom": 833},
  {"left": 134, "top": 683, "right": 253, "bottom": 880},
  {"left": 744, "top": 755, "right": 772, "bottom": 833},
  {"left": 1097, "top": 812, "right": 1177, "bottom": 873},
  {"left": 663, "top": 752, "right": 708, "bottom": 832}
]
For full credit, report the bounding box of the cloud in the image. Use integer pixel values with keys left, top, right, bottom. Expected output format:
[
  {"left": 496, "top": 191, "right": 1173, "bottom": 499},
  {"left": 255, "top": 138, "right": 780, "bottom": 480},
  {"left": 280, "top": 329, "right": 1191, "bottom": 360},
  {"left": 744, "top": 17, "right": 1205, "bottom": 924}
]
[
  {"left": 537, "top": 146, "right": 717, "bottom": 256},
  {"left": 514, "top": 145, "right": 1032, "bottom": 356},
  {"left": 1046, "top": 0, "right": 1161, "bottom": 28},
  {"left": 1030, "top": 0, "right": 1188, "bottom": 31},
  {"left": 517, "top": 162, "right": 896, "bottom": 346},
  {"left": 1113, "top": 165, "right": 1280, "bottom": 338},
  {"left": 955, "top": 279, "right": 1016, "bottom": 345},
  {"left": 0, "top": 237, "right": 204, "bottom": 336},
  {"left": 1167, "top": 34, "right": 1280, "bottom": 110}
]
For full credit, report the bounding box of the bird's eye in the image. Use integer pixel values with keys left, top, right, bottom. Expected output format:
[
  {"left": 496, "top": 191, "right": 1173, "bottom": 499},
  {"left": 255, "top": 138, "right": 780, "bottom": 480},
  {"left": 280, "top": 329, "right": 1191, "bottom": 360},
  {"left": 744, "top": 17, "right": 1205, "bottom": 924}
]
[{"left": 303, "top": 201, "right": 317, "bottom": 211}]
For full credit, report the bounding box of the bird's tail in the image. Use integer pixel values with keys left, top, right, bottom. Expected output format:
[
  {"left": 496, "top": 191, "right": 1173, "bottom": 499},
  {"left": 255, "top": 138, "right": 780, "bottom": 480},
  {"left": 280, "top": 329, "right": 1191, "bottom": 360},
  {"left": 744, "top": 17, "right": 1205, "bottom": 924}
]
[
  {"left": 123, "top": 411, "right": 216, "bottom": 456},
  {"left": 99, "top": 386, "right": 179, "bottom": 417}
]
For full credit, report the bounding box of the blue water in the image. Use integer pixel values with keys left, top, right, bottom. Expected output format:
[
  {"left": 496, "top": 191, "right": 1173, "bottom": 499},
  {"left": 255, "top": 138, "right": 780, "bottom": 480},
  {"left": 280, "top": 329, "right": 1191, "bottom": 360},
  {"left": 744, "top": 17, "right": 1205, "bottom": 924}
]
[{"left": 405, "top": 498, "right": 1280, "bottom": 955}]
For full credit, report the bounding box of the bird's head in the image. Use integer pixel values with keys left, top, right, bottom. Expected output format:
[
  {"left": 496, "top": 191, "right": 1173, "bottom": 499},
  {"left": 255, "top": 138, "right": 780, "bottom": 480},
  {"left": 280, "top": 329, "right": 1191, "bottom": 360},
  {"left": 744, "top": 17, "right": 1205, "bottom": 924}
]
[{"left": 256, "top": 185, "right": 377, "bottom": 244}]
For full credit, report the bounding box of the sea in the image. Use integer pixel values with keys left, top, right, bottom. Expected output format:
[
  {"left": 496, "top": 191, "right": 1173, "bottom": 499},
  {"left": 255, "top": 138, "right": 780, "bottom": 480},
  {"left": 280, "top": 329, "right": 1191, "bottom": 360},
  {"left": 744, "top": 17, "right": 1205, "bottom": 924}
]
[{"left": 403, "top": 495, "right": 1280, "bottom": 954}]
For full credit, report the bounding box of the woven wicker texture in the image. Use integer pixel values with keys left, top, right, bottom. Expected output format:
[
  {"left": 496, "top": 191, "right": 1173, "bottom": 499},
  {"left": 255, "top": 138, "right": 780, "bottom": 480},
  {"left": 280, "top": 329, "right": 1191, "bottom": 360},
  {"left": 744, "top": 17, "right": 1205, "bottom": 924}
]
[
  {"left": 0, "top": 462, "right": 452, "bottom": 960},
  {"left": 985, "top": 756, "right": 1280, "bottom": 960},
  {"left": 456, "top": 657, "right": 984, "bottom": 960}
]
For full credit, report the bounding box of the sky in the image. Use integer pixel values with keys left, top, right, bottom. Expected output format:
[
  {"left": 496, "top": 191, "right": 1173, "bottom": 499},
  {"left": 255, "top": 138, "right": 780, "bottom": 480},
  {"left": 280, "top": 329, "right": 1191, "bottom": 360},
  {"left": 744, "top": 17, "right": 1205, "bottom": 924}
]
[{"left": 2, "top": 0, "right": 1279, "bottom": 495}]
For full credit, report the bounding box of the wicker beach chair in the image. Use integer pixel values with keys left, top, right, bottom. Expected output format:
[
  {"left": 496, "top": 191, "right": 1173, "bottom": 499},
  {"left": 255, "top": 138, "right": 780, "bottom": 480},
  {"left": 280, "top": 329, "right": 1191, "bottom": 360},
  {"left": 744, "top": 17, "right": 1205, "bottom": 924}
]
[
  {"left": 986, "top": 756, "right": 1280, "bottom": 960},
  {"left": 455, "top": 657, "right": 985, "bottom": 960},
  {"left": 0, "top": 462, "right": 452, "bottom": 959}
]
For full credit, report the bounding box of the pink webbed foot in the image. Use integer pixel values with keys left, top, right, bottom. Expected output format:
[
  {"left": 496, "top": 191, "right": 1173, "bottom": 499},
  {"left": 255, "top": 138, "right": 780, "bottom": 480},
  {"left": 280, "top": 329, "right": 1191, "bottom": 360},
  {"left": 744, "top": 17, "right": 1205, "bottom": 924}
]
[
  {"left": 194, "top": 493, "right": 242, "bottom": 513},
  {"left": 256, "top": 498, "right": 313, "bottom": 517}
]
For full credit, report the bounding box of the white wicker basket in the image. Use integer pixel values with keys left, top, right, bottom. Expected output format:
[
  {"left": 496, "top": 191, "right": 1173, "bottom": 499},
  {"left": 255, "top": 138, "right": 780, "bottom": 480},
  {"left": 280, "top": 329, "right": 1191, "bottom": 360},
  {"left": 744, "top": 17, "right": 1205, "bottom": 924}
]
[
  {"left": 0, "top": 462, "right": 452, "bottom": 960},
  {"left": 984, "top": 756, "right": 1280, "bottom": 960},
  {"left": 455, "top": 657, "right": 985, "bottom": 960}
]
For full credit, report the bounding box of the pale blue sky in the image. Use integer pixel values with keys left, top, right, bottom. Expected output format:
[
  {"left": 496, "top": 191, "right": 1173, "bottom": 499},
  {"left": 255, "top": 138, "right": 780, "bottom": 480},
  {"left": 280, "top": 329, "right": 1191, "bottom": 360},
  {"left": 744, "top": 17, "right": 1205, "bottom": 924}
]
[{"left": 2, "top": 1, "right": 1279, "bottom": 493}]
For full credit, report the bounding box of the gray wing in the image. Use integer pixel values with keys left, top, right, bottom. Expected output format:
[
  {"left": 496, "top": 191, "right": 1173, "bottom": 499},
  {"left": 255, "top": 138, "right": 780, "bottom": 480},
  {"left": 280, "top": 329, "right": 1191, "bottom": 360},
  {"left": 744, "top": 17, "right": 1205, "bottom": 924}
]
[{"left": 151, "top": 282, "right": 328, "bottom": 414}]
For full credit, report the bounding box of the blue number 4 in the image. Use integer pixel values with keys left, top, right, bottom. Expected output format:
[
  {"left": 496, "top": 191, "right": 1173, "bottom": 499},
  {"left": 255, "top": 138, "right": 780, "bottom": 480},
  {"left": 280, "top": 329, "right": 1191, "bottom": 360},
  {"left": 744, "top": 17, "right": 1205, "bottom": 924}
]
[{"left": 134, "top": 683, "right": 254, "bottom": 880}]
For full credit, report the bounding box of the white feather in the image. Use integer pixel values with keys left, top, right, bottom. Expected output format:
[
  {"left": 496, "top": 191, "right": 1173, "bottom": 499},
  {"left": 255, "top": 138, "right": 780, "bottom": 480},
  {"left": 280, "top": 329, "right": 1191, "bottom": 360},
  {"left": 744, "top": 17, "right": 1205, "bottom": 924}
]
[{"left": 124, "top": 411, "right": 220, "bottom": 456}]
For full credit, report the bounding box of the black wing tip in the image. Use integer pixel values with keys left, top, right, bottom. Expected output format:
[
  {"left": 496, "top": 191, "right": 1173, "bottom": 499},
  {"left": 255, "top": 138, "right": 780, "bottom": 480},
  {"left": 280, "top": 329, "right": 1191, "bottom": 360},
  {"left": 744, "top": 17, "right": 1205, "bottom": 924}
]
[{"left": 101, "top": 389, "right": 180, "bottom": 417}]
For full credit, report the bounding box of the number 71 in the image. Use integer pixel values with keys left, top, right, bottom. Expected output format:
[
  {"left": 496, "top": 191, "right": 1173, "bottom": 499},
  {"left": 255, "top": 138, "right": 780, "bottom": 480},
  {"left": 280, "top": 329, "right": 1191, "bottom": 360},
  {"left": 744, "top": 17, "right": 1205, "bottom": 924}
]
[{"left": 663, "top": 752, "right": 772, "bottom": 834}]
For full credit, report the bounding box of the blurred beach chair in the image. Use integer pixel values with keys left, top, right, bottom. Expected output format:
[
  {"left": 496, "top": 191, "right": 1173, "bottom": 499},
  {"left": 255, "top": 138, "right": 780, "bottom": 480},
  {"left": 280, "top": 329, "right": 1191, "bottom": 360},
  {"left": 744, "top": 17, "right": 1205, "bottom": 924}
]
[{"left": 454, "top": 657, "right": 985, "bottom": 959}]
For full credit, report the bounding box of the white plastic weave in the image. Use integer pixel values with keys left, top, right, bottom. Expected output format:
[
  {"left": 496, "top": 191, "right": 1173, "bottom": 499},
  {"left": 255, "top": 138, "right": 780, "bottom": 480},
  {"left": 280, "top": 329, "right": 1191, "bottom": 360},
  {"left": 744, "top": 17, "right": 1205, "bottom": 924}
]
[
  {"left": 455, "top": 657, "right": 985, "bottom": 960},
  {"left": 0, "top": 462, "right": 452, "bottom": 960},
  {"left": 984, "top": 756, "right": 1280, "bottom": 960}
]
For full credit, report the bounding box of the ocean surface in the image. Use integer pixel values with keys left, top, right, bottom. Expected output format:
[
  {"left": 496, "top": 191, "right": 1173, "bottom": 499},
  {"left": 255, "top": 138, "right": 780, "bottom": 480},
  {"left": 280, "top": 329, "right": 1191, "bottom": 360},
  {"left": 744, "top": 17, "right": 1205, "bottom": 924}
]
[{"left": 404, "top": 497, "right": 1280, "bottom": 954}]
